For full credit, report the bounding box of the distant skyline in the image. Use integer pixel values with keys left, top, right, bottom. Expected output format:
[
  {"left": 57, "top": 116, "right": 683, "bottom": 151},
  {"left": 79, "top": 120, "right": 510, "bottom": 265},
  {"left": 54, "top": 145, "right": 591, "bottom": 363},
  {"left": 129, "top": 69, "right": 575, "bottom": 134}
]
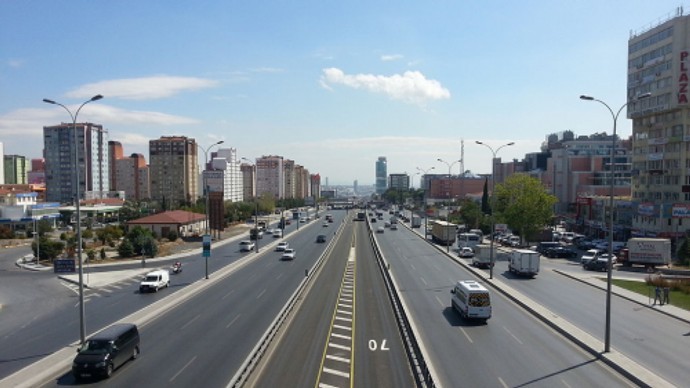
[{"left": 1, "top": 1, "right": 687, "bottom": 185}]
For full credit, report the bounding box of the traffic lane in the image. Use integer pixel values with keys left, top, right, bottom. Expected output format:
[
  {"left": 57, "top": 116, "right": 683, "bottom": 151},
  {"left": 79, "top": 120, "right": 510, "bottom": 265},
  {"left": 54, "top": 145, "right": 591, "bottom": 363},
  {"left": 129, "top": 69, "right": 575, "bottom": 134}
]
[
  {"left": 357, "top": 224, "right": 415, "bottom": 387},
  {"left": 249, "top": 224, "right": 353, "bottom": 387},
  {"left": 377, "top": 229, "right": 633, "bottom": 387},
  {"left": 45, "top": 248, "right": 323, "bottom": 387},
  {"left": 493, "top": 258, "right": 690, "bottom": 387}
]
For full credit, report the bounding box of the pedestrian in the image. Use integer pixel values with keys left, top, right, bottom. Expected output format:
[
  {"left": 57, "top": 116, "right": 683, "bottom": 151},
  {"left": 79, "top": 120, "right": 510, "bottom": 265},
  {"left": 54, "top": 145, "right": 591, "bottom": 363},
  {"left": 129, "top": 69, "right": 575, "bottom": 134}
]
[
  {"left": 654, "top": 285, "right": 662, "bottom": 305},
  {"left": 663, "top": 286, "right": 670, "bottom": 305}
]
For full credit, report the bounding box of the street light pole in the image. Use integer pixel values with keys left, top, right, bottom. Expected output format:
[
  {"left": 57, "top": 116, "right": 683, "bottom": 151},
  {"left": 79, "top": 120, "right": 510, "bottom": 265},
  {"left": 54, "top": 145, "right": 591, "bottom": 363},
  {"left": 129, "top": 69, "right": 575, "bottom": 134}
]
[
  {"left": 200, "top": 140, "right": 224, "bottom": 279},
  {"left": 43, "top": 94, "right": 103, "bottom": 344},
  {"left": 579, "top": 92, "right": 650, "bottom": 353},
  {"left": 416, "top": 166, "right": 435, "bottom": 239},
  {"left": 241, "top": 157, "right": 261, "bottom": 253},
  {"left": 476, "top": 141, "right": 515, "bottom": 280},
  {"left": 437, "top": 159, "right": 461, "bottom": 253}
]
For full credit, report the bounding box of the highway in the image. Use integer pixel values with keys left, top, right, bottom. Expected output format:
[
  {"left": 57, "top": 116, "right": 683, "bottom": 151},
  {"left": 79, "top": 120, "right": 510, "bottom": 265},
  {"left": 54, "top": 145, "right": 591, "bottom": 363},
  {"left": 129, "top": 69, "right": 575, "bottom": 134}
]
[
  {"left": 375, "top": 221, "right": 634, "bottom": 387},
  {"left": 250, "top": 220, "right": 414, "bottom": 387}
]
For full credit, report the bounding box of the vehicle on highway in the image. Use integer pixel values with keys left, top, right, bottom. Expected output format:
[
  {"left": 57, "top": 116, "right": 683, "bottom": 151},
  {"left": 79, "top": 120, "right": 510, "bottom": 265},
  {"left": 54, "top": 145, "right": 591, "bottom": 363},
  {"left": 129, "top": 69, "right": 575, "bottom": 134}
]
[
  {"left": 250, "top": 228, "right": 264, "bottom": 240},
  {"left": 316, "top": 234, "right": 327, "bottom": 243},
  {"left": 376, "top": 226, "right": 385, "bottom": 234},
  {"left": 371, "top": 217, "right": 377, "bottom": 223},
  {"left": 450, "top": 280, "right": 491, "bottom": 322},
  {"left": 281, "top": 248, "right": 296, "bottom": 260},
  {"left": 458, "top": 246, "right": 474, "bottom": 258},
  {"left": 535, "top": 241, "right": 561, "bottom": 255},
  {"left": 272, "top": 229, "right": 282, "bottom": 238},
  {"left": 322, "top": 222, "right": 329, "bottom": 227},
  {"left": 239, "top": 240, "right": 255, "bottom": 252},
  {"left": 139, "top": 270, "right": 170, "bottom": 293},
  {"left": 544, "top": 246, "right": 578, "bottom": 258},
  {"left": 72, "top": 323, "right": 140, "bottom": 380},
  {"left": 390, "top": 223, "right": 398, "bottom": 230},
  {"left": 276, "top": 241, "right": 289, "bottom": 251}
]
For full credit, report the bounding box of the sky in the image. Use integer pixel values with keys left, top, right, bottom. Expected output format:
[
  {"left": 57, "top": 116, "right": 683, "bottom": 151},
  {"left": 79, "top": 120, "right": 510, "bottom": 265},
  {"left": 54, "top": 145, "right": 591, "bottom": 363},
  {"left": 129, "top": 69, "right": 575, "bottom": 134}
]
[{"left": 1, "top": 1, "right": 687, "bottom": 186}]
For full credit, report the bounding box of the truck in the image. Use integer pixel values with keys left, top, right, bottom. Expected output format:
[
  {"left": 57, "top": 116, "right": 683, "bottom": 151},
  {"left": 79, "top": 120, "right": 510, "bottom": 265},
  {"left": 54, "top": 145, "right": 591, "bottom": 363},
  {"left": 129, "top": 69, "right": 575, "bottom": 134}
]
[
  {"left": 430, "top": 220, "right": 456, "bottom": 246},
  {"left": 472, "top": 244, "right": 495, "bottom": 269},
  {"left": 411, "top": 215, "right": 422, "bottom": 228},
  {"left": 508, "top": 249, "right": 540, "bottom": 277},
  {"left": 619, "top": 238, "right": 671, "bottom": 269}
]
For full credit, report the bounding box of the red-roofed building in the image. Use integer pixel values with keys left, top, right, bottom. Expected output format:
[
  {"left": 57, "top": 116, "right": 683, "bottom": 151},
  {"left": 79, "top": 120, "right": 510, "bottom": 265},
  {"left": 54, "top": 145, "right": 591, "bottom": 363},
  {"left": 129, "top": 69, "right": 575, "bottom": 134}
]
[{"left": 126, "top": 210, "right": 207, "bottom": 238}]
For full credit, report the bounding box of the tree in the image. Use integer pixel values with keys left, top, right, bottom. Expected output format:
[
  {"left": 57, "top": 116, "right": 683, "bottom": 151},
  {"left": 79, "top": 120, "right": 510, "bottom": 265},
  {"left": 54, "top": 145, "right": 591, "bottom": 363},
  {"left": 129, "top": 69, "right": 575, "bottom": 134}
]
[
  {"left": 481, "top": 178, "right": 491, "bottom": 215},
  {"left": 454, "top": 198, "right": 484, "bottom": 230},
  {"left": 494, "top": 174, "right": 557, "bottom": 245},
  {"left": 118, "top": 239, "right": 135, "bottom": 258},
  {"left": 33, "top": 238, "right": 65, "bottom": 261}
]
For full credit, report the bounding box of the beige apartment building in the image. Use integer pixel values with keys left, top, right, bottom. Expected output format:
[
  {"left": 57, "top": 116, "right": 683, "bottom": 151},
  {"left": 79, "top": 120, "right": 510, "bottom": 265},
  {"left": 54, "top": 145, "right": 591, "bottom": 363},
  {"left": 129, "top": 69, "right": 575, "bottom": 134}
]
[
  {"left": 628, "top": 9, "right": 690, "bottom": 238},
  {"left": 149, "top": 136, "right": 197, "bottom": 208}
]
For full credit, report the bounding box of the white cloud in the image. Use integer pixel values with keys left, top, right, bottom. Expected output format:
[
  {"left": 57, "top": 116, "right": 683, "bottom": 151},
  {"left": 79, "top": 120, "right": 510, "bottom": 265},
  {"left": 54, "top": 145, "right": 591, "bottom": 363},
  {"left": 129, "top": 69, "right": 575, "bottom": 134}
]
[
  {"left": 381, "top": 54, "right": 403, "bottom": 62},
  {"left": 7, "top": 59, "right": 24, "bottom": 68},
  {"left": 65, "top": 75, "right": 219, "bottom": 100},
  {"left": 320, "top": 68, "right": 450, "bottom": 106}
]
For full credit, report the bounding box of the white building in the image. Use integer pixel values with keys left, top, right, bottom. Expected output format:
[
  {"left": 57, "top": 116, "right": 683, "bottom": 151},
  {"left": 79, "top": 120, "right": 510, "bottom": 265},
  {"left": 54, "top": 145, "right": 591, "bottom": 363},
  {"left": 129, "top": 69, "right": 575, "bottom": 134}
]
[{"left": 203, "top": 147, "right": 243, "bottom": 203}]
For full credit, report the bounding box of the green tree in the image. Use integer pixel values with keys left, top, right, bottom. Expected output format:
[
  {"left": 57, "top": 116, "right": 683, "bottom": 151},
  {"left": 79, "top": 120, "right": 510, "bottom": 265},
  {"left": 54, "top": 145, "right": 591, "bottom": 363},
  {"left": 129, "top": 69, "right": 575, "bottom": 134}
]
[
  {"left": 33, "top": 238, "right": 65, "bottom": 261},
  {"left": 100, "top": 247, "right": 107, "bottom": 260},
  {"left": 494, "top": 174, "right": 557, "bottom": 245},
  {"left": 142, "top": 236, "right": 158, "bottom": 257},
  {"left": 118, "top": 238, "right": 135, "bottom": 258},
  {"left": 454, "top": 198, "right": 484, "bottom": 230},
  {"left": 481, "top": 178, "right": 491, "bottom": 215}
]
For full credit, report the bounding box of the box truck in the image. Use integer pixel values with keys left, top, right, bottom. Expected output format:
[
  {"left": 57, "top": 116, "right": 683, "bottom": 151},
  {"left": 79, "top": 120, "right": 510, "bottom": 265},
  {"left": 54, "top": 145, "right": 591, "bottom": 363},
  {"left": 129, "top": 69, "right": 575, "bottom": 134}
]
[
  {"left": 508, "top": 249, "right": 540, "bottom": 277},
  {"left": 430, "top": 220, "right": 456, "bottom": 246},
  {"left": 472, "top": 244, "right": 495, "bottom": 269},
  {"left": 619, "top": 238, "right": 671, "bottom": 269}
]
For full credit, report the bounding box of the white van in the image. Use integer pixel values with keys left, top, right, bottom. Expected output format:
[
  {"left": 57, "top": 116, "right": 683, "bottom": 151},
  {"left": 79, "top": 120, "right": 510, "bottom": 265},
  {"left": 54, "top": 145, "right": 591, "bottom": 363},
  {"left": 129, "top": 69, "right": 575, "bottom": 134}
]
[
  {"left": 139, "top": 270, "right": 170, "bottom": 293},
  {"left": 450, "top": 280, "right": 491, "bottom": 322}
]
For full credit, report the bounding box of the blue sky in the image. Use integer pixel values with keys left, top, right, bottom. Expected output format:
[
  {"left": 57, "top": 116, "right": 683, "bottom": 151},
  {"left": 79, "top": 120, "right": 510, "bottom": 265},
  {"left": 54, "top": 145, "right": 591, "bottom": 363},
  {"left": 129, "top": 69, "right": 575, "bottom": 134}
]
[{"left": 0, "top": 1, "right": 686, "bottom": 186}]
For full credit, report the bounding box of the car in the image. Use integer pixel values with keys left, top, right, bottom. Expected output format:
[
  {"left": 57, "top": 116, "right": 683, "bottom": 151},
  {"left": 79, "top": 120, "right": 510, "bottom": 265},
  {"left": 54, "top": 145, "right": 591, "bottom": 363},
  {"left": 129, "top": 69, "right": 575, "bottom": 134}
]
[
  {"left": 384, "top": 221, "right": 391, "bottom": 228},
  {"left": 583, "top": 257, "right": 611, "bottom": 271},
  {"left": 390, "top": 223, "right": 398, "bottom": 230},
  {"left": 323, "top": 222, "right": 329, "bottom": 227},
  {"left": 139, "top": 270, "right": 170, "bottom": 293},
  {"left": 72, "top": 323, "right": 140, "bottom": 380},
  {"left": 276, "top": 241, "right": 289, "bottom": 251},
  {"left": 580, "top": 249, "right": 600, "bottom": 264},
  {"left": 316, "top": 234, "right": 327, "bottom": 243},
  {"left": 458, "top": 247, "right": 474, "bottom": 258},
  {"left": 545, "top": 246, "right": 578, "bottom": 258},
  {"left": 281, "top": 248, "right": 296, "bottom": 260},
  {"left": 371, "top": 218, "right": 377, "bottom": 223},
  {"left": 273, "top": 229, "right": 282, "bottom": 238},
  {"left": 239, "top": 240, "right": 255, "bottom": 252},
  {"left": 576, "top": 239, "right": 596, "bottom": 250},
  {"left": 376, "top": 226, "right": 385, "bottom": 234}
]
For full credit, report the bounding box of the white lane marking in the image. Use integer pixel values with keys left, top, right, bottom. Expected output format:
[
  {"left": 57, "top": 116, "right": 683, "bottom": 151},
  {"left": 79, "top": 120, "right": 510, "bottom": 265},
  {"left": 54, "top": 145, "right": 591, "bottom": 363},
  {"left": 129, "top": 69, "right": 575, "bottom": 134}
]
[
  {"left": 335, "top": 316, "right": 352, "bottom": 322},
  {"left": 326, "top": 354, "right": 350, "bottom": 364},
  {"left": 497, "top": 376, "right": 508, "bottom": 388},
  {"left": 338, "top": 302, "right": 352, "bottom": 308},
  {"left": 323, "top": 367, "right": 349, "bottom": 378},
  {"left": 420, "top": 276, "right": 428, "bottom": 286},
  {"left": 328, "top": 342, "right": 351, "bottom": 351},
  {"left": 256, "top": 289, "right": 266, "bottom": 299},
  {"left": 222, "top": 289, "right": 235, "bottom": 300},
  {"left": 410, "top": 264, "right": 416, "bottom": 271},
  {"left": 226, "top": 314, "right": 241, "bottom": 329},
  {"left": 503, "top": 326, "right": 523, "bottom": 344},
  {"left": 180, "top": 314, "right": 201, "bottom": 330},
  {"left": 169, "top": 355, "right": 197, "bottom": 382},
  {"left": 435, "top": 295, "right": 446, "bottom": 308},
  {"left": 562, "top": 379, "right": 573, "bottom": 388},
  {"left": 337, "top": 309, "right": 352, "bottom": 316},
  {"left": 276, "top": 273, "right": 283, "bottom": 280},
  {"left": 333, "top": 324, "right": 352, "bottom": 331},
  {"left": 331, "top": 333, "right": 351, "bottom": 340},
  {"left": 319, "top": 383, "right": 339, "bottom": 388},
  {"left": 460, "top": 327, "right": 474, "bottom": 344}
]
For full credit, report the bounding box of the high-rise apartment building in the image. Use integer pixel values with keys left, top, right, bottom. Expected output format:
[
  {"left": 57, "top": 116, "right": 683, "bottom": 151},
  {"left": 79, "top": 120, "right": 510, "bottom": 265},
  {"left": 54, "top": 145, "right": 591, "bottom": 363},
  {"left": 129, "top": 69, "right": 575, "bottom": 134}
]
[
  {"left": 628, "top": 8, "right": 690, "bottom": 237},
  {"left": 28, "top": 158, "right": 45, "bottom": 185},
  {"left": 284, "top": 159, "right": 296, "bottom": 199},
  {"left": 375, "top": 157, "right": 387, "bottom": 194},
  {"left": 0, "top": 142, "right": 4, "bottom": 184},
  {"left": 43, "top": 123, "right": 109, "bottom": 203},
  {"left": 149, "top": 136, "right": 197, "bottom": 208},
  {"left": 241, "top": 163, "right": 256, "bottom": 199},
  {"left": 109, "top": 141, "right": 124, "bottom": 191},
  {"left": 115, "top": 153, "right": 150, "bottom": 201},
  {"left": 389, "top": 173, "right": 410, "bottom": 191},
  {"left": 256, "top": 155, "right": 284, "bottom": 199},
  {"left": 3, "top": 155, "right": 28, "bottom": 184},
  {"left": 205, "top": 147, "right": 243, "bottom": 202}
]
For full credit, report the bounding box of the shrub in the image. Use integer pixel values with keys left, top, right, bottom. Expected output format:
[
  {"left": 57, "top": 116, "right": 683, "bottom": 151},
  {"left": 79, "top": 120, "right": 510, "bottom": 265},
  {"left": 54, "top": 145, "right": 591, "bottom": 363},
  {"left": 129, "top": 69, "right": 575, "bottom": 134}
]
[{"left": 167, "top": 230, "right": 179, "bottom": 242}]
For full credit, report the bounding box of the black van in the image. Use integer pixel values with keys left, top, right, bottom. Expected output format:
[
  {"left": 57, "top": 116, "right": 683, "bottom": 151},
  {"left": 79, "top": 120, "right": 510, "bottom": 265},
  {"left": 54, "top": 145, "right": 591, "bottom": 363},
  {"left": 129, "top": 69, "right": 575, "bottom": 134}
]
[{"left": 72, "top": 323, "right": 140, "bottom": 380}]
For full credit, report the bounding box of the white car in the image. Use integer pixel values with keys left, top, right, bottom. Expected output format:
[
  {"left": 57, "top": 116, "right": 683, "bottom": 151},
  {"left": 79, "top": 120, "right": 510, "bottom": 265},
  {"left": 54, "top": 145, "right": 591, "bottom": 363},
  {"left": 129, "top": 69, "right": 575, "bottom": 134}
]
[
  {"left": 580, "top": 249, "right": 600, "bottom": 264},
  {"left": 458, "top": 247, "right": 474, "bottom": 258},
  {"left": 273, "top": 229, "right": 282, "bottom": 238},
  {"left": 376, "top": 226, "right": 385, "bottom": 234},
  {"left": 239, "top": 240, "right": 255, "bottom": 252},
  {"left": 281, "top": 248, "right": 296, "bottom": 260},
  {"left": 276, "top": 241, "right": 289, "bottom": 251}
]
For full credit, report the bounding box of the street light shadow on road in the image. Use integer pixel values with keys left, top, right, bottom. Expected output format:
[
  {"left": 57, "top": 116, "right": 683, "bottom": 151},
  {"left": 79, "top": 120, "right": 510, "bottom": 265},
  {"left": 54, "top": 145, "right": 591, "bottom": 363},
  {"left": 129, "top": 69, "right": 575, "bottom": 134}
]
[{"left": 511, "top": 358, "right": 599, "bottom": 388}]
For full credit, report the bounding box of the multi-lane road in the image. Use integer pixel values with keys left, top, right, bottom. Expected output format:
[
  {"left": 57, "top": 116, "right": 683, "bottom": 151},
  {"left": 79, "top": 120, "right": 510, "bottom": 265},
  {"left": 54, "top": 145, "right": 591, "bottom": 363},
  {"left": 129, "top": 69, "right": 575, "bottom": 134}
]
[{"left": 1, "top": 208, "right": 686, "bottom": 387}]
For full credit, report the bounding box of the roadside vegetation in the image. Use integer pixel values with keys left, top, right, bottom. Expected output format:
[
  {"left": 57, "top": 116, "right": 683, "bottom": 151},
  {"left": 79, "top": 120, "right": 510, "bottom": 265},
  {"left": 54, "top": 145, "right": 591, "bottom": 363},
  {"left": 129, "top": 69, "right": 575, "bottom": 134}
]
[{"left": 610, "top": 278, "right": 690, "bottom": 311}]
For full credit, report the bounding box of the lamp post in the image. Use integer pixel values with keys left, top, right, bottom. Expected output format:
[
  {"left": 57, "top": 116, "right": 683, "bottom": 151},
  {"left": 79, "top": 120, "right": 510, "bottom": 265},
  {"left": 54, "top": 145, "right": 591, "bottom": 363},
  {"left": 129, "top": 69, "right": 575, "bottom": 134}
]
[
  {"left": 199, "top": 140, "right": 224, "bottom": 279},
  {"left": 241, "top": 157, "right": 261, "bottom": 253},
  {"left": 476, "top": 140, "right": 515, "bottom": 279},
  {"left": 42, "top": 94, "right": 103, "bottom": 344},
  {"left": 437, "top": 159, "right": 461, "bottom": 252},
  {"left": 579, "top": 92, "right": 650, "bottom": 353},
  {"left": 417, "top": 166, "right": 435, "bottom": 238}
]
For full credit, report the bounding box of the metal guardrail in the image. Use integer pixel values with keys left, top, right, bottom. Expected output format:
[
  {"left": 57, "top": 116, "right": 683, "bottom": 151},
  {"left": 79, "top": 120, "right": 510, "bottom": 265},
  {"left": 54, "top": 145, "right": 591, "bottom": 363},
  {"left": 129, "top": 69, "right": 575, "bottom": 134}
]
[{"left": 365, "top": 217, "right": 435, "bottom": 388}]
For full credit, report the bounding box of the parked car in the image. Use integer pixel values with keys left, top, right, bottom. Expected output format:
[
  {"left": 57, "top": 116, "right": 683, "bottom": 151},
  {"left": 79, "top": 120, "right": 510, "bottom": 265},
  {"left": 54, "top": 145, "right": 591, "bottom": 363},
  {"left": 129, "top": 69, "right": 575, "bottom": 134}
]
[
  {"left": 583, "top": 257, "right": 610, "bottom": 271},
  {"left": 576, "top": 239, "right": 596, "bottom": 250},
  {"left": 545, "top": 246, "right": 578, "bottom": 258},
  {"left": 580, "top": 249, "right": 601, "bottom": 264},
  {"left": 276, "top": 241, "right": 289, "bottom": 251},
  {"left": 281, "top": 248, "right": 296, "bottom": 260}
]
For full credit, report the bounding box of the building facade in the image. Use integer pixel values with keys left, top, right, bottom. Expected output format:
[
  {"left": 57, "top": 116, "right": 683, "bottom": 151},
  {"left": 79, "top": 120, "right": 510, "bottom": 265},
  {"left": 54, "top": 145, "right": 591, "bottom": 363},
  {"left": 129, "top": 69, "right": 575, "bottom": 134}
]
[
  {"left": 375, "top": 156, "right": 387, "bottom": 194},
  {"left": 205, "top": 147, "right": 243, "bottom": 203},
  {"left": 43, "top": 123, "right": 109, "bottom": 204},
  {"left": 256, "top": 155, "right": 284, "bottom": 199},
  {"left": 241, "top": 163, "right": 255, "bottom": 199},
  {"left": 115, "top": 153, "right": 150, "bottom": 201},
  {"left": 3, "top": 155, "right": 27, "bottom": 184},
  {"left": 628, "top": 9, "right": 690, "bottom": 238},
  {"left": 389, "top": 173, "right": 410, "bottom": 191},
  {"left": 149, "top": 136, "right": 197, "bottom": 208}
]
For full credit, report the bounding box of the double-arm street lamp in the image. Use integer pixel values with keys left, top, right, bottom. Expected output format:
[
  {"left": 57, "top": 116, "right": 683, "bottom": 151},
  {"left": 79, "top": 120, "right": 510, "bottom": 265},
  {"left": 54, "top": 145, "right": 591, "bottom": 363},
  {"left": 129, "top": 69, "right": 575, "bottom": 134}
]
[
  {"left": 476, "top": 140, "right": 514, "bottom": 279},
  {"left": 199, "top": 140, "right": 224, "bottom": 279},
  {"left": 241, "top": 157, "right": 261, "bottom": 252},
  {"left": 579, "top": 92, "right": 650, "bottom": 353},
  {"left": 42, "top": 94, "right": 103, "bottom": 344}
]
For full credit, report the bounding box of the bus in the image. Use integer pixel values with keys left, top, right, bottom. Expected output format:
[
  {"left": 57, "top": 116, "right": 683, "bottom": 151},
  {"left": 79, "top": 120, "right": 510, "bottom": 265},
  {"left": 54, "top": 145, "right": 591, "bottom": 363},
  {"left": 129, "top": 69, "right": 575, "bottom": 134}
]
[{"left": 457, "top": 233, "right": 481, "bottom": 251}]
